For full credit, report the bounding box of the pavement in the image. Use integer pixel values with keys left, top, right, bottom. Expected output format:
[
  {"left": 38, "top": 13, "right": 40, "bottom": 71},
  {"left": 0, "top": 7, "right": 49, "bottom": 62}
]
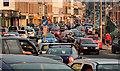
[{"left": 102, "top": 44, "right": 112, "bottom": 50}]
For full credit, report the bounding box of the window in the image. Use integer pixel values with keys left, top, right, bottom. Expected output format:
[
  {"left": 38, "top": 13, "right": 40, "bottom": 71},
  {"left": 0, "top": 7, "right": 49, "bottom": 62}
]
[
  {"left": 19, "top": 41, "right": 36, "bottom": 54},
  {"left": 3, "top": 0, "right": 9, "bottom": 6},
  {"left": 3, "top": 40, "right": 22, "bottom": 54},
  {"left": 72, "top": 63, "right": 82, "bottom": 71}
]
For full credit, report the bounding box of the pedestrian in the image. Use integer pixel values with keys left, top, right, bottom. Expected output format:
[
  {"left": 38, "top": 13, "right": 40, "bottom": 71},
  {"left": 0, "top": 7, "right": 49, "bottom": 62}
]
[{"left": 105, "top": 32, "right": 112, "bottom": 49}]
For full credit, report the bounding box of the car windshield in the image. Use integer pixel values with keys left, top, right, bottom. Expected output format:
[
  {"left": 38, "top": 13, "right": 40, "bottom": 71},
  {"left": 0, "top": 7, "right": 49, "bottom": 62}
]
[
  {"left": 18, "top": 31, "right": 25, "bottom": 34},
  {"left": 47, "top": 47, "right": 72, "bottom": 54},
  {"left": 47, "top": 24, "right": 53, "bottom": 26},
  {"left": 81, "top": 39, "right": 94, "bottom": 44},
  {"left": 27, "top": 29, "right": 33, "bottom": 32},
  {"left": 46, "top": 33, "right": 55, "bottom": 38},
  {"left": 9, "top": 63, "right": 72, "bottom": 70},
  {"left": 51, "top": 29, "right": 58, "bottom": 31},
  {"left": 97, "top": 64, "right": 120, "bottom": 71},
  {"left": 89, "top": 37, "right": 100, "bottom": 40}
]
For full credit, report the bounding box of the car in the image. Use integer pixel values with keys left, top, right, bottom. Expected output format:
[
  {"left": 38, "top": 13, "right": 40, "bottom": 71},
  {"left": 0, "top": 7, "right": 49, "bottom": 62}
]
[
  {"left": 33, "top": 27, "right": 40, "bottom": 35},
  {"left": 0, "top": 27, "right": 8, "bottom": 36},
  {"left": 3, "top": 32, "right": 19, "bottom": 37},
  {"left": 46, "top": 43, "right": 79, "bottom": 64},
  {"left": 8, "top": 26, "right": 18, "bottom": 32},
  {"left": 60, "top": 30, "right": 72, "bottom": 42},
  {"left": 40, "top": 32, "right": 58, "bottom": 43},
  {"left": 50, "top": 28, "right": 61, "bottom": 37},
  {"left": 1, "top": 37, "right": 39, "bottom": 56},
  {"left": 85, "top": 26, "right": 93, "bottom": 35},
  {"left": 26, "top": 28, "right": 36, "bottom": 38},
  {"left": 70, "top": 29, "right": 79, "bottom": 32},
  {"left": 18, "top": 30, "right": 28, "bottom": 38},
  {"left": 1, "top": 54, "right": 73, "bottom": 71},
  {"left": 74, "top": 38, "right": 99, "bottom": 55},
  {"left": 68, "top": 59, "right": 120, "bottom": 71},
  {"left": 47, "top": 23, "right": 54, "bottom": 31},
  {"left": 75, "top": 26, "right": 85, "bottom": 32},
  {"left": 112, "top": 38, "right": 120, "bottom": 54},
  {"left": 66, "top": 23, "right": 75, "bottom": 30},
  {"left": 58, "top": 23, "right": 68, "bottom": 31},
  {"left": 86, "top": 35, "right": 102, "bottom": 49}
]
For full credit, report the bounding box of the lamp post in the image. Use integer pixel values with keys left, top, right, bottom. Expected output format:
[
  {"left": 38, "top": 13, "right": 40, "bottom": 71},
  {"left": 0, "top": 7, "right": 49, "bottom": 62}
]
[{"left": 100, "top": 0, "right": 102, "bottom": 41}]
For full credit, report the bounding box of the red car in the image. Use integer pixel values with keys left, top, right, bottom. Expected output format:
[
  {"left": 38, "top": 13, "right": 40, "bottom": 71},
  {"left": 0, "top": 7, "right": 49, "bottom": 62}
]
[
  {"left": 86, "top": 35, "right": 102, "bottom": 49},
  {"left": 50, "top": 28, "right": 61, "bottom": 37}
]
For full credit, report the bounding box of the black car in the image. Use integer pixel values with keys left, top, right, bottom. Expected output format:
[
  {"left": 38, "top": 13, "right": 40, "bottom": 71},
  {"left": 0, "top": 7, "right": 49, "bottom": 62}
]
[
  {"left": 112, "top": 38, "right": 120, "bottom": 54},
  {"left": 45, "top": 43, "right": 79, "bottom": 64},
  {"left": 1, "top": 54, "right": 73, "bottom": 71},
  {"left": 1, "top": 37, "right": 39, "bottom": 56},
  {"left": 74, "top": 38, "right": 99, "bottom": 55},
  {"left": 8, "top": 26, "right": 18, "bottom": 32},
  {"left": 58, "top": 23, "right": 68, "bottom": 32}
]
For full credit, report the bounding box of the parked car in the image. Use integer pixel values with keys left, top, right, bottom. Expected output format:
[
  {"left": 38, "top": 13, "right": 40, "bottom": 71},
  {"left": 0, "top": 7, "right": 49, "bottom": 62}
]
[
  {"left": 18, "top": 30, "right": 28, "bottom": 38},
  {"left": 46, "top": 43, "right": 79, "bottom": 64},
  {"left": 0, "top": 27, "right": 8, "bottom": 36},
  {"left": 74, "top": 38, "right": 99, "bottom": 55},
  {"left": 1, "top": 54, "right": 73, "bottom": 71},
  {"left": 26, "top": 28, "right": 36, "bottom": 38},
  {"left": 58, "top": 23, "right": 68, "bottom": 31},
  {"left": 47, "top": 23, "right": 54, "bottom": 31},
  {"left": 8, "top": 26, "right": 18, "bottom": 32},
  {"left": 1, "top": 37, "right": 39, "bottom": 56},
  {"left": 86, "top": 35, "right": 102, "bottom": 49},
  {"left": 68, "top": 59, "right": 120, "bottom": 71},
  {"left": 112, "top": 38, "right": 120, "bottom": 53}
]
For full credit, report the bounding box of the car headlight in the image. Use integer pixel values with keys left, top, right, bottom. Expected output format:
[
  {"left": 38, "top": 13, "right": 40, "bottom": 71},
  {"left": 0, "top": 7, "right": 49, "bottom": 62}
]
[
  {"left": 95, "top": 47, "right": 99, "bottom": 49},
  {"left": 38, "top": 39, "right": 42, "bottom": 44},
  {"left": 83, "top": 47, "right": 88, "bottom": 49}
]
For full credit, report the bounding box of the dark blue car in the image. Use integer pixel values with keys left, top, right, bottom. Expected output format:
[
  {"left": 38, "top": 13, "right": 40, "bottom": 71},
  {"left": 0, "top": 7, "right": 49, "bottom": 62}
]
[{"left": 46, "top": 43, "right": 79, "bottom": 64}]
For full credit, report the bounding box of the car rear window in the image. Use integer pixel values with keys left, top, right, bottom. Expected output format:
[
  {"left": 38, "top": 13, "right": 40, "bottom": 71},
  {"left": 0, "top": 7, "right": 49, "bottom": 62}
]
[
  {"left": 18, "top": 31, "right": 25, "bottom": 34},
  {"left": 0, "top": 29, "right": 5, "bottom": 32},
  {"left": 27, "top": 29, "right": 33, "bottom": 32},
  {"left": 47, "top": 48, "right": 72, "bottom": 54},
  {"left": 89, "top": 37, "right": 100, "bottom": 40},
  {"left": 9, "top": 27, "right": 17, "bottom": 31},
  {"left": 51, "top": 29, "right": 58, "bottom": 31},
  {"left": 81, "top": 39, "right": 94, "bottom": 44}
]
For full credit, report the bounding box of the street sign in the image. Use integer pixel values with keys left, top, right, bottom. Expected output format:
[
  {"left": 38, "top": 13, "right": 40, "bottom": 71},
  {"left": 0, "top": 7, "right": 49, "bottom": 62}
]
[
  {"left": 43, "top": 26, "right": 47, "bottom": 36},
  {"left": 42, "top": 19, "right": 48, "bottom": 26}
]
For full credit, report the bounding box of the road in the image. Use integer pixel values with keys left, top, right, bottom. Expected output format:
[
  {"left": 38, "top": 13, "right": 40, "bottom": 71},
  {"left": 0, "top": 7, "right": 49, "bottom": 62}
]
[{"left": 82, "top": 45, "right": 120, "bottom": 59}]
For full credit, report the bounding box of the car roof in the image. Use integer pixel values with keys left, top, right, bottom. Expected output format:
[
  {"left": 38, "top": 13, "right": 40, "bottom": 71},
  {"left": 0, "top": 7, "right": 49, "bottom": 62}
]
[
  {"left": 0, "top": 54, "right": 62, "bottom": 64},
  {"left": 74, "top": 59, "right": 120, "bottom": 64},
  {"left": 1, "top": 37, "right": 29, "bottom": 40}
]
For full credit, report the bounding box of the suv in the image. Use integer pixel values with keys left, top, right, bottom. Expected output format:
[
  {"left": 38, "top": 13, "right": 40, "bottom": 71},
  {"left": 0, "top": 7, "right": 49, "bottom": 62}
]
[{"left": 1, "top": 37, "right": 39, "bottom": 56}]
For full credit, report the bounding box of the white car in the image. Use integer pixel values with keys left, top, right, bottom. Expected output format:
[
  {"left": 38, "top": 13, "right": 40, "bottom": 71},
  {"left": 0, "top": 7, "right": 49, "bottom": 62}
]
[
  {"left": 68, "top": 59, "right": 120, "bottom": 71},
  {"left": 26, "top": 29, "right": 36, "bottom": 37},
  {"left": 18, "top": 30, "right": 28, "bottom": 38}
]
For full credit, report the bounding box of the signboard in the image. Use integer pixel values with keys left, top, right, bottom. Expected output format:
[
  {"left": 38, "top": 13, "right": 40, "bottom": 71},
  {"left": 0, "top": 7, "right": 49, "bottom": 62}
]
[
  {"left": 42, "top": 19, "right": 48, "bottom": 26},
  {"left": 43, "top": 26, "right": 47, "bottom": 36}
]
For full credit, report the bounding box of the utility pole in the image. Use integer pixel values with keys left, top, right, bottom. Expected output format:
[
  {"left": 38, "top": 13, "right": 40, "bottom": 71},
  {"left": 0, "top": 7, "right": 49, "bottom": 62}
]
[
  {"left": 100, "top": 0, "right": 102, "bottom": 41},
  {"left": 94, "top": 1, "right": 95, "bottom": 30}
]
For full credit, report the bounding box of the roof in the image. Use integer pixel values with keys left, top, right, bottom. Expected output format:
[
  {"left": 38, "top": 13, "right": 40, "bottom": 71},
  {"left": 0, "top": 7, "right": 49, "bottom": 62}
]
[
  {"left": 75, "top": 59, "right": 120, "bottom": 64},
  {"left": 0, "top": 54, "right": 62, "bottom": 64},
  {"left": 1, "top": 37, "right": 29, "bottom": 40}
]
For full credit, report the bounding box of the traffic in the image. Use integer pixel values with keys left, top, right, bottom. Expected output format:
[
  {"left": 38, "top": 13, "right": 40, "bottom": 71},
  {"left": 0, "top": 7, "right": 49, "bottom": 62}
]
[{"left": 0, "top": 22, "right": 120, "bottom": 71}]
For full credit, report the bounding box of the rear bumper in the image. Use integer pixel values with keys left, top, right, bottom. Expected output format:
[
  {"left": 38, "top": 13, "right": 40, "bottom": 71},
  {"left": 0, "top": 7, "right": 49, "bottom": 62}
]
[{"left": 80, "top": 49, "right": 99, "bottom": 52}]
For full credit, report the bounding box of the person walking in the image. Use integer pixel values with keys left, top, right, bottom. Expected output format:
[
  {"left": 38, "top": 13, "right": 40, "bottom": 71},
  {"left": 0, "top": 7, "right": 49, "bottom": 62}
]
[{"left": 105, "top": 32, "right": 112, "bottom": 49}]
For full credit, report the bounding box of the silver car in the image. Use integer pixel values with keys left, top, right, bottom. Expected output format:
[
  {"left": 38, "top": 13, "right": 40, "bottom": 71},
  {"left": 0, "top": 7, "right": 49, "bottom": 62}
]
[
  {"left": 26, "top": 28, "right": 36, "bottom": 37},
  {"left": 68, "top": 59, "right": 120, "bottom": 71}
]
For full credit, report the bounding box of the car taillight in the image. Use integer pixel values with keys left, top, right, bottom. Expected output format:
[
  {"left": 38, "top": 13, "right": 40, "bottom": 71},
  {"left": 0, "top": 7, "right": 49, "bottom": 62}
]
[
  {"left": 69, "top": 56, "right": 74, "bottom": 63},
  {"left": 3, "top": 32, "right": 7, "bottom": 34},
  {"left": 32, "top": 32, "right": 34, "bottom": 34},
  {"left": 63, "top": 37, "right": 66, "bottom": 40}
]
